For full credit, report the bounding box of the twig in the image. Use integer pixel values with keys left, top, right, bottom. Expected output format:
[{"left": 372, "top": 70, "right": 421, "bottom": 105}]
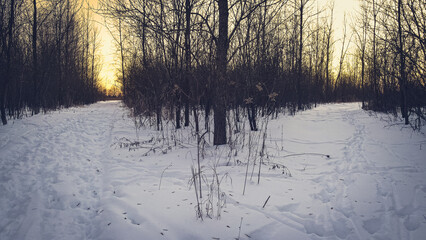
[
  {"left": 159, "top": 163, "right": 172, "bottom": 190},
  {"left": 243, "top": 132, "right": 251, "bottom": 195},
  {"left": 197, "top": 130, "right": 208, "bottom": 199},
  {"left": 258, "top": 118, "right": 269, "bottom": 184},
  {"left": 237, "top": 217, "right": 243, "bottom": 240},
  {"left": 191, "top": 166, "right": 203, "bottom": 220},
  {"left": 262, "top": 196, "right": 271, "bottom": 208}
]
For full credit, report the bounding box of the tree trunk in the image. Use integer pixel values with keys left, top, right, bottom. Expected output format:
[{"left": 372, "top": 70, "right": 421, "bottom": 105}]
[
  {"left": 193, "top": 106, "right": 199, "bottom": 134},
  {"left": 372, "top": 0, "right": 379, "bottom": 107},
  {"left": 297, "top": 0, "right": 304, "bottom": 109},
  {"left": 142, "top": 0, "right": 147, "bottom": 66},
  {"left": 213, "top": 0, "right": 228, "bottom": 145},
  {"left": 397, "top": 0, "right": 408, "bottom": 124},
  {"left": 184, "top": 0, "right": 191, "bottom": 127},
  {"left": 360, "top": 3, "right": 367, "bottom": 109},
  {"left": 1, "top": 0, "right": 16, "bottom": 125},
  {"left": 248, "top": 104, "right": 257, "bottom": 131},
  {"left": 91, "top": 29, "right": 96, "bottom": 102},
  {"left": 33, "top": 0, "right": 39, "bottom": 114},
  {"left": 119, "top": 18, "right": 126, "bottom": 97},
  {"left": 325, "top": 5, "right": 333, "bottom": 102},
  {"left": 156, "top": 106, "right": 162, "bottom": 131},
  {"left": 176, "top": 104, "right": 181, "bottom": 129},
  {"left": 173, "top": 5, "right": 182, "bottom": 130},
  {"left": 1, "top": 86, "right": 7, "bottom": 125},
  {"left": 205, "top": 99, "right": 210, "bottom": 131},
  {"left": 361, "top": 50, "right": 365, "bottom": 108}
]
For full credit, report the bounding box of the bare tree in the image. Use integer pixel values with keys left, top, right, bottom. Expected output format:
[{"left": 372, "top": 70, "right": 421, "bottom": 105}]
[
  {"left": 334, "top": 13, "right": 352, "bottom": 100},
  {"left": 353, "top": 0, "right": 369, "bottom": 108},
  {"left": 397, "top": 0, "right": 408, "bottom": 124},
  {"left": 324, "top": 2, "right": 333, "bottom": 101}
]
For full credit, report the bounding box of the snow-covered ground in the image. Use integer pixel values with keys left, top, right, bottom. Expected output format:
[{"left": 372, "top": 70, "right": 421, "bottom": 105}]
[{"left": 1, "top": 101, "right": 425, "bottom": 240}]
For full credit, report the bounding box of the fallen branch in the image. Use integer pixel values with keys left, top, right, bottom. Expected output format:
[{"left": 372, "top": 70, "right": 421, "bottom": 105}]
[
  {"left": 277, "top": 153, "right": 330, "bottom": 159},
  {"left": 268, "top": 162, "right": 292, "bottom": 177}
]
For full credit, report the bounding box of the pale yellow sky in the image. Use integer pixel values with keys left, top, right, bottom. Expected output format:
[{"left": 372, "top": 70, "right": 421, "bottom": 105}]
[
  {"left": 90, "top": 0, "right": 359, "bottom": 90},
  {"left": 319, "top": 0, "right": 360, "bottom": 70},
  {"left": 89, "top": 0, "right": 116, "bottom": 90}
]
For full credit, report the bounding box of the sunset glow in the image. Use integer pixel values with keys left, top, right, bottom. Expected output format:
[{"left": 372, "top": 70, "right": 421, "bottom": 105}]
[
  {"left": 89, "top": 0, "right": 359, "bottom": 92},
  {"left": 89, "top": 0, "right": 119, "bottom": 92}
]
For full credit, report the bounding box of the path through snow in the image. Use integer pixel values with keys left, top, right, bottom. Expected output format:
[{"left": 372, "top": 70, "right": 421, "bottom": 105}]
[{"left": 1, "top": 101, "right": 425, "bottom": 240}]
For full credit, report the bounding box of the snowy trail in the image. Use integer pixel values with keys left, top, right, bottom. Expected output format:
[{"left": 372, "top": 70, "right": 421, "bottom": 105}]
[
  {"left": 0, "top": 102, "right": 122, "bottom": 239},
  {"left": 339, "top": 105, "right": 426, "bottom": 240},
  {"left": 258, "top": 103, "right": 426, "bottom": 239},
  {"left": 1, "top": 102, "right": 425, "bottom": 240}
]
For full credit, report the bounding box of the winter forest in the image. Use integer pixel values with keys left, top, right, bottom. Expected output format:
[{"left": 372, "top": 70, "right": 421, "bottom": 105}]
[
  {"left": 0, "top": 0, "right": 425, "bottom": 132},
  {"left": 1, "top": 0, "right": 426, "bottom": 239}
]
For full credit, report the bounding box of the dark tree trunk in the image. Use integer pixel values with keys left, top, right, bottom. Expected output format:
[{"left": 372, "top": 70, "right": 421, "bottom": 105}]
[
  {"left": 1, "top": 86, "right": 7, "bottom": 125},
  {"left": 176, "top": 104, "right": 181, "bottom": 129},
  {"left": 1, "top": 0, "right": 16, "bottom": 125},
  {"left": 205, "top": 100, "right": 210, "bottom": 131},
  {"left": 213, "top": 99, "right": 227, "bottom": 145},
  {"left": 119, "top": 18, "right": 126, "bottom": 97},
  {"left": 325, "top": 7, "right": 333, "bottom": 102},
  {"left": 184, "top": 95, "right": 190, "bottom": 127},
  {"left": 142, "top": 0, "right": 147, "bottom": 66},
  {"left": 361, "top": 51, "right": 365, "bottom": 108},
  {"left": 372, "top": 0, "right": 379, "bottom": 107},
  {"left": 248, "top": 104, "right": 257, "bottom": 131},
  {"left": 297, "top": 0, "right": 304, "bottom": 109},
  {"left": 33, "top": 0, "right": 39, "bottom": 114},
  {"left": 184, "top": 0, "right": 191, "bottom": 127},
  {"left": 193, "top": 106, "right": 199, "bottom": 134},
  {"left": 213, "top": 0, "right": 228, "bottom": 145},
  {"left": 397, "top": 0, "right": 408, "bottom": 124},
  {"left": 172, "top": 5, "right": 182, "bottom": 130},
  {"left": 156, "top": 106, "right": 162, "bottom": 131}
]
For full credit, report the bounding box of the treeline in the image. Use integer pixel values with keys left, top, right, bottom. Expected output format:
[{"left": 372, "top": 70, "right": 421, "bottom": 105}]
[
  {"left": 353, "top": 0, "right": 425, "bottom": 126},
  {"left": 0, "top": 0, "right": 102, "bottom": 125},
  {"left": 102, "top": 0, "right": 424, "bottom": 145},
  {"left": 102, "top": 0, "right": 361, "bottom": 145}
]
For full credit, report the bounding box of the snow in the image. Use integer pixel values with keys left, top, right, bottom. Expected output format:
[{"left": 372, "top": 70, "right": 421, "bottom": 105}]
[{"left": 1, "top": 101, "right": 425, "bottom": 240}]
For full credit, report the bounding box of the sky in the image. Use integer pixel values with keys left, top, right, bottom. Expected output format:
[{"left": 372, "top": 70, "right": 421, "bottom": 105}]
[
  {"left": 90, "top": 0, "right": 360, "bottom": 90},
  {"left": 328, "top": 0, "right": 360, "bottom": 66},
  {"left": 89, "top": 0, "right": 116, "bottom": 91}
]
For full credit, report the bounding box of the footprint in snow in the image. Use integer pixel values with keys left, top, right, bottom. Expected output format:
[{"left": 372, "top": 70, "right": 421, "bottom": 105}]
[
  {"left": 404, "top": 214, "right": 421, "bottom": 231},
  {"left": 332, "top": 217, "right": 352, "bottom": 239},
  {"left": 362, "top": 217, "right": 382, "bottom": 234}
]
